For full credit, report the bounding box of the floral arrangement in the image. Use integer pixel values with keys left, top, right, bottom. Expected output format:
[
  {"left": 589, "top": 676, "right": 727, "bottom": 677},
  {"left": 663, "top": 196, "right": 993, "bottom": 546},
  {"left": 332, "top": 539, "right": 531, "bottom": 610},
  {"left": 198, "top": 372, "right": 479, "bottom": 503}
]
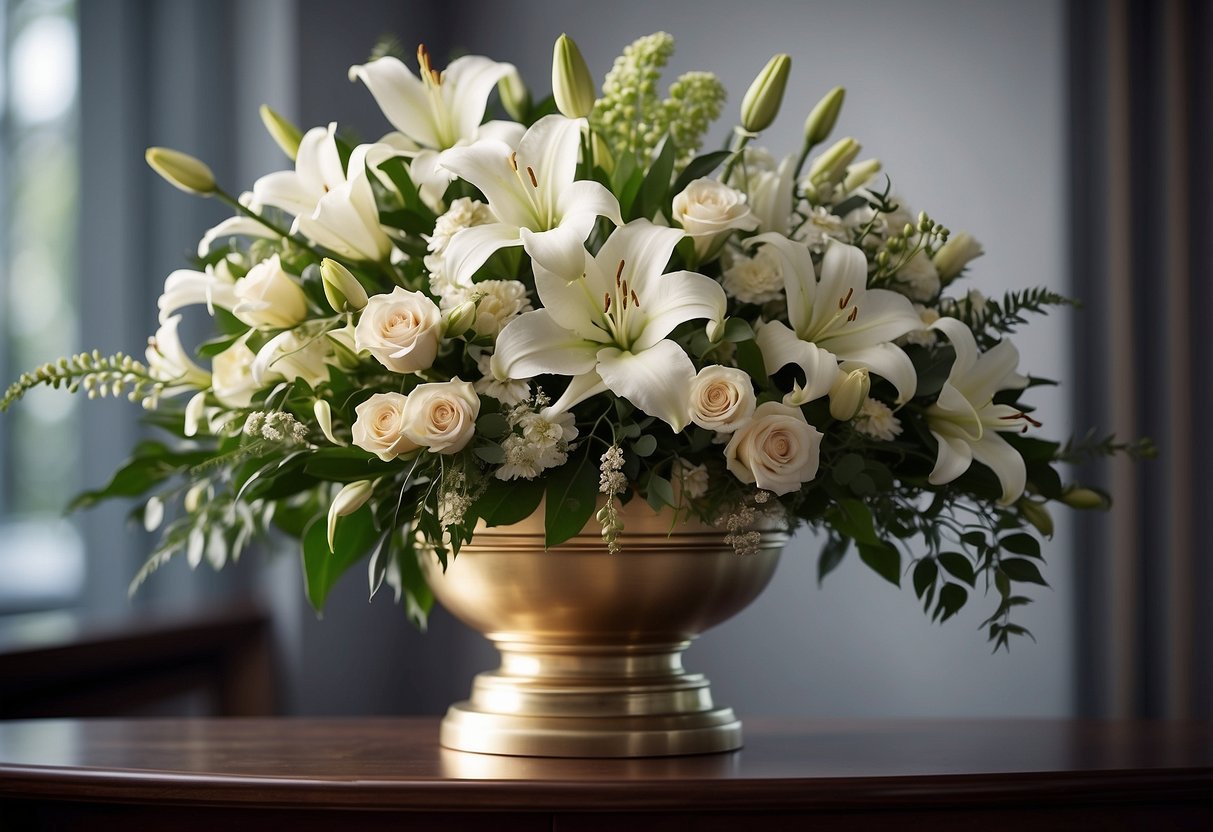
[{"left": 2, "top": 32, "right": 1148, "bottom": 647}]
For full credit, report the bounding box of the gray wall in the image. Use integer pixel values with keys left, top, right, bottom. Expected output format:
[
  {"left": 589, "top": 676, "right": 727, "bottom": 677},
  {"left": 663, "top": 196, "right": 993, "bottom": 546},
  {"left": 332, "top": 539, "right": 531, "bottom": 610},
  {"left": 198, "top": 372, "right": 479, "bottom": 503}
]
[{"left": 456, "top": 0, "right": 1073, "bottom": 717}]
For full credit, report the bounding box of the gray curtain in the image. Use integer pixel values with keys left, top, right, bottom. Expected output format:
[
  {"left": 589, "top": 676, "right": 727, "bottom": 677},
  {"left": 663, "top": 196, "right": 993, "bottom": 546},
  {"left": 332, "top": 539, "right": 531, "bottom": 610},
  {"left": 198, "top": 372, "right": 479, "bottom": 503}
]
[{"left": 1069, "top": 0, "right": 1213, "bottom": 718}]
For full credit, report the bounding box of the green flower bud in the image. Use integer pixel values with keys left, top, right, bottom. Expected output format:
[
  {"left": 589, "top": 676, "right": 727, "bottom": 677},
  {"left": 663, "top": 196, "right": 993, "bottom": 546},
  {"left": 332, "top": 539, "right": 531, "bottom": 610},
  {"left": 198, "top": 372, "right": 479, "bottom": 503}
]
[
  {"left": 1019, "top": 499, "right": 1055, "bottom": 537},
  {"left": 740, "top": 53, "right": 791, "bottom": 133},
  {"left": 498, "top": 67, "right": 530, "bottom": 122},
  {"left": 552, "top": 34, "right": 596, "bottom": 118},
  {"left": 1061, "top": 487, "right": 1109, "bottom": 510},
  {"left": 145, "top": 147, "right": 216, "bottom": 195},
  {"left": 443, "top": 299, "right": 477, "bottom": 338},
  {"left": 328, "top": 480, "right": 375, "bottom": 551},
  {"left": 259, "top": 105, "right": 303, "bottom": 160},
  {"left": 807, "top": 137, "right": 860, "bottom": 188},
  {"left": 828, "top": 368, "right": 869, "bottom": 421},
  {"left": 842, "top": 158, "right": 882, "bottom": 193},
  {"left": 803, "top": 86, "right": 845, "bottom": 147},
  {"left": 320, "top": 258, "right": 369, "bottom": 312}
]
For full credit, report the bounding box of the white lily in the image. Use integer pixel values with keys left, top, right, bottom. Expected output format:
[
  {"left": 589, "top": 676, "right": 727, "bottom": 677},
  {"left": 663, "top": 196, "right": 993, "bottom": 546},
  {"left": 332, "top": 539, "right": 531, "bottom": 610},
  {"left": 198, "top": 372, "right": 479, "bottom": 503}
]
[
  {"left": 349, "top": 49, "right": 523, "bottom": 205},
  {"left": 146, "top": 315, "right": 210, "bottom": 392},
  {"left": 438, "top": 114, "right": 622, "bottom": 286},
  {"left": 252, "top": 124, "right": 394, "bottom": 261},
  {"left": 743, "top": 148, "right": 796, "bottom": 236},
  {"left": 752, "top": 234, "right": 922, "bottom": 404},
  {"left": 926, "top": 317, "right": 1031, "bottom": 505},
  {"left": 157, "top": 264, "right": 239, "bottom": 323},
  {"left": 491, "top": 220, "right": 726, "bottom": 430}
]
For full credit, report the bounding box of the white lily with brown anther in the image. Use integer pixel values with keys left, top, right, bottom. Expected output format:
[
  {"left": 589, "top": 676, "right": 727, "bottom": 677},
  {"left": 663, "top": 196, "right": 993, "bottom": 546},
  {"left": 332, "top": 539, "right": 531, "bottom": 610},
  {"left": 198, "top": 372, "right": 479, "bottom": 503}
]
[
  {"left": 926, "top": 316, "right": 1032, "bottom": 505},
  {"left": 438, "top": 114, "right": 622, "bottom": 286},
  {"left": 753, "top": 234, "right": 922, "bottom": 404},
  {"left": 349, "top": 46, "right": 523, "bottom": 204},
  {"left": 490, "top": 220, "right": 725, "bottom": 431}
]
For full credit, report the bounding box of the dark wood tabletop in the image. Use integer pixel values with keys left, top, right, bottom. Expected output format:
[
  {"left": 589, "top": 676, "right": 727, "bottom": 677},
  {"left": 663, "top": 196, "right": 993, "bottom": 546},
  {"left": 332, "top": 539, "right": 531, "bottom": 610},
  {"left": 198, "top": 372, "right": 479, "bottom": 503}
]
[{"left": 1, "top": 717, "right": 1210, "bottom": 830}]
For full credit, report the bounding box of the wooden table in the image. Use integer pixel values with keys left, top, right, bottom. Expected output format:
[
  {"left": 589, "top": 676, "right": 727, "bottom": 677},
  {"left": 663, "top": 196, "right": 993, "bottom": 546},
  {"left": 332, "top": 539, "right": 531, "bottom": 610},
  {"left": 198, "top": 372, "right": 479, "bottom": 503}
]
[{"left": 1, "top": 718, "right": 1210, "bottom": 830}]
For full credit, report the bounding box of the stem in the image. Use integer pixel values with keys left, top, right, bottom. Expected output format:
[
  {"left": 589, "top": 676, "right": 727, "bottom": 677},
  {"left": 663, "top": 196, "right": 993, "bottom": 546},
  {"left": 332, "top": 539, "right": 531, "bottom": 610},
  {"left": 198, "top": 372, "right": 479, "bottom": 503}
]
[{"left": 720, "top": 131, "right": 753, "bottom": 184}]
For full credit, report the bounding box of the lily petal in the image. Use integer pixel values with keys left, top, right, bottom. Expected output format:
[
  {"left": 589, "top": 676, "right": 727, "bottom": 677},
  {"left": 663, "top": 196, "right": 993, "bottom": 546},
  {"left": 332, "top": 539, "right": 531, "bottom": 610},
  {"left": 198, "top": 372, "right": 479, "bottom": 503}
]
[
  {"left": 961, "top": 338, "right": 1028, "bottom": 403},
  {"left": 543, "top": 371, "right": 608, "bottom": 417},
  {"left": 970, "top": 430, "right": 1027, "bottom": 505},
  {"left": 598, "top": 220, "right": 685, "bottom": 297},
  {"left": 348, "top": 57, "right": 441, "bottom": 148},
  {"left": 439, "top": 139, "right": 536, "bottom": 229},
  {"left": 822, "top": 288, "right": 922, "bottom": 354},
  {"left": 197, "top": 217, "right": 277, "bottom": 258},
  {"left": 596, "top": 341, "right": 697, "bottom": 431},
  {"left": 835, "top": 342, "right": 918, "bottom": 404},
  {"left": 928, "top": 425, "right": 975, "bottom": 486},
  {"left": 631, "top": 270, "right": 727, "bottom": 352},
  {"left": 557, "top": 179, "right": 623, "bottom": 227},
  {"left": 755, "top": 320, "right": 840, "bottom": 403},
  {"left": 491, "top": 309, "right": 601, "bottom": 380},
  {"left": 443, "top": 223, "right": 524, "bottom": 286},
  {"left": 748, "top": 232, "right": 817, "bottom": 336},
  {"left": 444, "top": 56, "right": 516, "bottom": 143},
  {"left": 514, "top": 115, "right": 583, "bottom": 220}
]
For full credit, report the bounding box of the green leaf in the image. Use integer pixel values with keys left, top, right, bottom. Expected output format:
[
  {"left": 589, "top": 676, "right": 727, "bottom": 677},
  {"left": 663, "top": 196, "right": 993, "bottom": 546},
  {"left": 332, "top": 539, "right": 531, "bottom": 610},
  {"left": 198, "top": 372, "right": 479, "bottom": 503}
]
[
  {"left": 377, "top": 156, "right": 437, "bottom": 221},
  {"left": 818, "top": 535, "right": 849, "bottom": 584},
  {"left": 670, "top": 149, "right": 731, "bottom": 196},
  {"left": 632, "top": 434, "right": 657, "bottom": 457},
  {"left": 476, "top": 412, "right": 510, "bottom": 439},
  {"left": 646, "top": 474, "right": 675, "bottom": 510},
  {"left": 474, "top": 443, "right": 506, "bottom": 464},
  {"left": 830, "top": 498, "right": 883, "bottom": 547},
  {"left": 301, "top": 505, "right": 378, "bottom": 614},
  {"left": 937, "top": 552, "right": 976, "bottom": 587},
  {"left": 999, "top": 557, "right": 1048, "bottom": 586},
  {"left": 831, "top": 453, "right": 865, "bottom": 486},
  {"left": 720, "top": 317, "right": 755, "bottom": 343},
  {"left": 544, "top": 448, "right": 600, "bottom": 547},
  {"left": 912, "top": 557, "right": 937, "bottom": 599},
  {"left": 195, "top": 332, "right": 244, "bottom": 359},
  {"left": 397, "top": 536, "right": 434, "bottom": 630},
  {"left": 734, "top": 340, "right": 768, "bottom": 387},
  {"left": 474, "top": 477, "right": 544, "bottom": 526},
  {"left": 858, "top": 541, "right": 901, "bottom": 586},
  {"left": 936, "top": 582, "right": 968, "bottom": 623},
  {"left": 303, "top": 447, "right": 395, "bottom": 482},
  {"left": 631, "top": 136, "right": 676, "bottom": 221},
  {"left": 1000, "top": 532, "right": 1042, "bottom": 559}
]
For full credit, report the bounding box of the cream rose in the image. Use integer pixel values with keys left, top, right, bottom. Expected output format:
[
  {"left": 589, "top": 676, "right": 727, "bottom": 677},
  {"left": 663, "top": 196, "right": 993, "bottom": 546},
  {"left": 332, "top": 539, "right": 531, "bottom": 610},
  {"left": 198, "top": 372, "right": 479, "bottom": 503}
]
[
  {"left": 352, "top": 392, "right": 419, "bottom": 461},
  {"left": 689, "top": 366, "right": 756, "bottom": 433},
  {"left": 232, "top": 255, "right": 309, "bottom": 329},
  {"left": 671, "top": 178, "right": 760, "bottom": 260},
  {"left": 724, "top": 401, "right": 822, "bottom": 495},
  {"left": 355, "top": 287, "right": 442, "bottom": 374},
  {"left": 400, "top": 379, "right": 480, "bottom": 454}
]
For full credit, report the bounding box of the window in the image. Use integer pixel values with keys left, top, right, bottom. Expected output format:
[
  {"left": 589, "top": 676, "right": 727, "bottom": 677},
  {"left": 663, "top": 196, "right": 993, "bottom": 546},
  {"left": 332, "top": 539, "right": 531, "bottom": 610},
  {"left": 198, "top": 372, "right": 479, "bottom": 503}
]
[{"left": 0, "top": 0, "right": 82, "bottom": 611}]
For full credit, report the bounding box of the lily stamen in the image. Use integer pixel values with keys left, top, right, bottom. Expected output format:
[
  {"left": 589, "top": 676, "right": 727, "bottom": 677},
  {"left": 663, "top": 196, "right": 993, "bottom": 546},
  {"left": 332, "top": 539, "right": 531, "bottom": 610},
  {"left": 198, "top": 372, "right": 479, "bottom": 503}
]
[
  {"left": 630, "top": 289, "right": 640, "bottom": 308},
  {"left": 603, "top": 293, "right": 611, "bottom": 312},
  {"left": 526, "top": 166, "right": 538, "bottom": 187},
  {"left": 847, "top": 307, "right": 858, "bottom": 322},
  {"left": 509, "top": 152, "right": 518, "bottom": 172},
  {"left": 839, "top": 287, "right": 854, "bottom": 309},
  {"left": 615, "top": 259, "right": 625, "bottom": 285}
]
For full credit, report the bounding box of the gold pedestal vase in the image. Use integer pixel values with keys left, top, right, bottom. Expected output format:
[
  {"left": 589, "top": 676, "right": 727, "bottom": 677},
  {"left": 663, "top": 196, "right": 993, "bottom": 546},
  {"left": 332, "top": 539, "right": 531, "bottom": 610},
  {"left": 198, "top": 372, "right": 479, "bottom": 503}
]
[{"left": 420, "top": 501, "right": 786, "bottom": 758}]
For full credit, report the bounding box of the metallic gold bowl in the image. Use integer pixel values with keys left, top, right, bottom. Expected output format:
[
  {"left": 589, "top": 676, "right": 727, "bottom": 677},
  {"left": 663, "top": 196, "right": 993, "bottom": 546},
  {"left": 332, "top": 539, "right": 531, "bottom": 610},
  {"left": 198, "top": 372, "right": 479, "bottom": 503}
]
[{"left": 420, "top": 500, "right": 786, "bottom": 758}]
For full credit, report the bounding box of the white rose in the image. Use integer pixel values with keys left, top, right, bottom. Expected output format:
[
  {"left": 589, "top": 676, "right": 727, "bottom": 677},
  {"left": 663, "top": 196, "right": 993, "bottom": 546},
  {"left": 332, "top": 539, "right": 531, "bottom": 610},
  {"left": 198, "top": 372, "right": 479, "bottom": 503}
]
[
  {"left": 232, "top": 255, "right": 309, "bottom": 329},
  {"left": 671, "top": 178, "right": 760, "bottom": 260},
  {"left": 689, "top": 366, "right": 756, "bottom": 433},
  {"left": 352, "top": 392, "right": 419, "bottom": 461},
  {"left": 211, "top": 339, "right": 261, "bottom": 407},
  {"left": 400, "top": 379, "right": 480, "bottom": 454},
  {"left": 355, "top": 287, "right": 442, "bottom": 374},
  {"left": 722, "top": 247, "right": 783, "bottom": 305},
  {"left": 724, "top": 401, "right": 822, "bottom": 495}
]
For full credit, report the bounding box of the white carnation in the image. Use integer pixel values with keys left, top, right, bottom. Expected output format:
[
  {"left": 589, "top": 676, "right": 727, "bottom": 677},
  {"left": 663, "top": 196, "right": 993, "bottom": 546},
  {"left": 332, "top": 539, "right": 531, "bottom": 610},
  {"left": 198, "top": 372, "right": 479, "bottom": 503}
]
[
  {"left": 469, "top": 280, "right": 533, "bottom": 337},
  {"left": 722, "top": 247, "right": 783, "bottom": 305},
  {"left": 794, "top": 205, "right": 847, "bottom": 252},
  {"left": 892, "top": 248, "right": 941, "bottom": 302},
  {"left": 853, "top": 397, "right": 902, "bottom": 441},
  {"left": 474, "top": 352, "right": 530, "bottom": 405},
  {"left": 426, "top": 198, "right": 493, "bottom": 255}
]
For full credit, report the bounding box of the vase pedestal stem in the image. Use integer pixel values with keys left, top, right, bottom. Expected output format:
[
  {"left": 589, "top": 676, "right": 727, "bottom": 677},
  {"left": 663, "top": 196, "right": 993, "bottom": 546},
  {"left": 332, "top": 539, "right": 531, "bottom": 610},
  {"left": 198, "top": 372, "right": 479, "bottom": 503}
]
[{"left": 440, "top": 639, "right": 742, "bottom": 757}]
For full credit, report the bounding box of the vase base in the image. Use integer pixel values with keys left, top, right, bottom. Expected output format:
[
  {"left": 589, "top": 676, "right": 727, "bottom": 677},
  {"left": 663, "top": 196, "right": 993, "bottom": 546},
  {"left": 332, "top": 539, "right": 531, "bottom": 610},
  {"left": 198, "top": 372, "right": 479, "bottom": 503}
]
[{"left": 439, "top": 702, "right": 743, "bottom": 757}]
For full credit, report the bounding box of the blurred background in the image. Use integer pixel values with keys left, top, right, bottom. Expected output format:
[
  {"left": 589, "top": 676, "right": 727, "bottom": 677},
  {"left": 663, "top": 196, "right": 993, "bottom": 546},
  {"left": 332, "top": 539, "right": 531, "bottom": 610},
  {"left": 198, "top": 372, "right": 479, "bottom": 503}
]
[{"left": 0, "top": 0, "right": 1208, "bottom": 721}]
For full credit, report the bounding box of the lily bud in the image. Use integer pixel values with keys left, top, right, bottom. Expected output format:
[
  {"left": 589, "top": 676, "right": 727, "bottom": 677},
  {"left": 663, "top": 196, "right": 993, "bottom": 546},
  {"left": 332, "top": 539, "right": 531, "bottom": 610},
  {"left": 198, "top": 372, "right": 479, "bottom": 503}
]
[
  {"left": 843, "top": 158, "right": 882, "bottom": 193},
  {"left": 314, "top": 400, "right": 346, "bottom": 447},
  {"left": 184, "top": 482, "right": 209, "bottom": 514},
  {"left": 145, "top": 147, "right": 216, "bottom": 195},
  {"left": 1019, "top": 499, "right": 1055, "bottom": 537},
  {"left": 828, "top": 368, "right": 869, "bottom": 421},
  {"left": 552, "top": 34, "right": 595, "bottom": 118},
  {"left": 320, "top": 258, "right": 368, "bottom": 312},
  {"left": 259, "top": 105, "right": 303, "bottom": 160},
  {"left": 498, "top": 66, "right": 530, "bottom": 122},
  {"left": 443, "top": 299, "right": 477, "bottom": 338},
  {"left": 933, "top": 232, "right": 984, "bottom": 284},
  {"left": 1061, "top": 487, "right": 1109, "bottom": 510},
  {"left": 808, "top": 137, "right": 860, "bottom": 188},
  {"left": 740, "top": 53, "right": 791, "bottom": 133},
  {"left": 328, "top": 480, "right": 375, "bottom": 551},
  {"left": 804, "top": 86, "right": 845, "bottom": 147}
]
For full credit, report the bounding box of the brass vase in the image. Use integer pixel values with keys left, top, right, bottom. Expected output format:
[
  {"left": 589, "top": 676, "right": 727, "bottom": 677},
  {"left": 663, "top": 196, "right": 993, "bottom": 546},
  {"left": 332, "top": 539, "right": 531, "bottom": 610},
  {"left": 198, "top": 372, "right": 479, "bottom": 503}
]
[{"left": 420, "top": 500, "right": 786, "bottom": 758}]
